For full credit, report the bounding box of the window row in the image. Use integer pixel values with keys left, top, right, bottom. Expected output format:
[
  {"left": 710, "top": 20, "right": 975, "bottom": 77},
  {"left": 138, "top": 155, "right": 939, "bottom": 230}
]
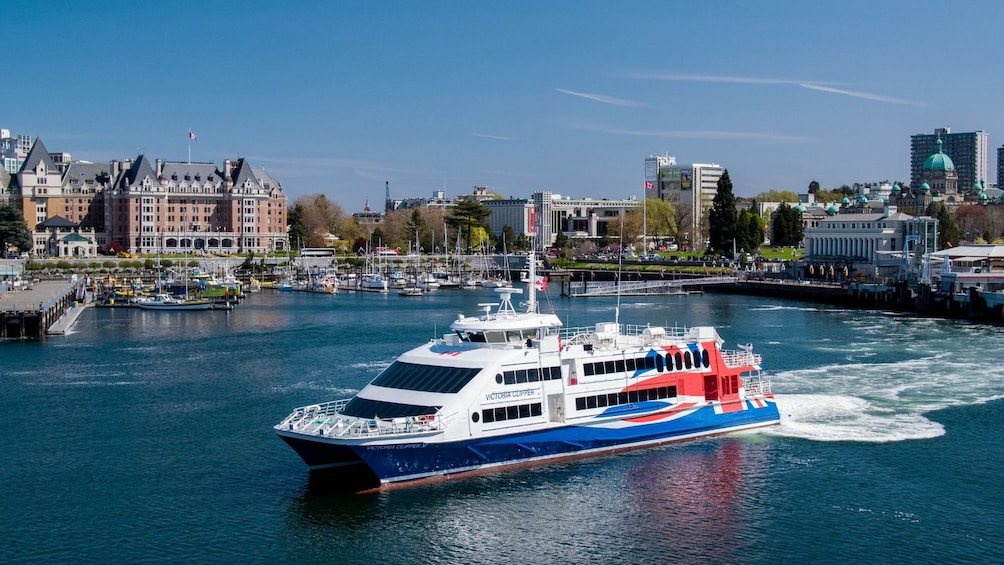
[
  {"left": 582, "top": 350, "right": 709, "bottom": 377},
  {"left": 575, "top": 385, "right": 678, "bottom": 411},
  {"left": 479, "top": 402, "right": 543, "bottom": 423},
  {"left": 496, "top": 366, "right": 562, "bottom": 385},
  {"left": 342, "top": 397, "right": 440, "bottom": 419},
  {"left": 371, "top": 361, "right": 480, "bottom": 393}
]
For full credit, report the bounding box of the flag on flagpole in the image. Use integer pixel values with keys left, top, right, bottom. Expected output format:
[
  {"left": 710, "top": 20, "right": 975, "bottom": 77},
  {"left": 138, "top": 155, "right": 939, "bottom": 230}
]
[
  {"left": 188, "top": 130, "right": 198, "bottom": 142},
  {"left": 644, "top": 181, "right": 654, "bottom": 189},
  {"left": 533, "top": 275, "right": 548, "bottom": 291}
]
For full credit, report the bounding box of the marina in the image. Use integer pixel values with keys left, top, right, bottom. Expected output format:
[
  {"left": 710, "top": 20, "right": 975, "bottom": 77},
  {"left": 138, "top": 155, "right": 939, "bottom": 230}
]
[{"left": 1, "top": 288, "right": 1002, "bottom": 562}]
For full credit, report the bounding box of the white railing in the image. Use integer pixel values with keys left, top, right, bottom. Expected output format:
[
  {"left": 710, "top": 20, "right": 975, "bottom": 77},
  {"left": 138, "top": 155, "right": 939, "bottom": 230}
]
[
  {"left": 742, "top": 371, "right": 772, "bottom": 395},
  {"left": 721, "top": 350, "right": 762, "bottom": 367},
  {"left": 276, "top": 400, "right": 453, "bottom": 438}
]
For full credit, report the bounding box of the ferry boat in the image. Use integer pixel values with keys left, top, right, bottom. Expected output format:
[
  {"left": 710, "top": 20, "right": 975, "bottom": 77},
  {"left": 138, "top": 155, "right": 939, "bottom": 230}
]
[{"left": 275, "top": 258, "right": 779, "bottom": 490}]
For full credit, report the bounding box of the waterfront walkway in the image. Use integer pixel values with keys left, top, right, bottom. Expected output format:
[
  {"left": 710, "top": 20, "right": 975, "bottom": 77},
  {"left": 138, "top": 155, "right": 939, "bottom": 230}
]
[{"left": 1, "top": 278, "right": 89, "bottom": 339}]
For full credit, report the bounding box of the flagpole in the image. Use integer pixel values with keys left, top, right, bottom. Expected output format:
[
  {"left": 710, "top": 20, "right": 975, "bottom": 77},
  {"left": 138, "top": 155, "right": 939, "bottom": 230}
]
[{"left": 188, "top": 129, "right": 191, "bottom": 164}]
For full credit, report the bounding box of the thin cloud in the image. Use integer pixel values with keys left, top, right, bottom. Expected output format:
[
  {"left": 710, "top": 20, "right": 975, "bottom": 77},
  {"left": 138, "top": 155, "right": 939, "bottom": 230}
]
[
  {"left": 633, "top": 72, "right": 925, "bottom": 106},
  {"left": 632, "top": 73, "right": 839, "bottom": 86},
  {"left": 555, "top": 88, "right": 646, "bottom": 108},
  {"left": 799, "top": 83, "right": 926, "bottom": 106},
  {"left": 568, "top": 123, "right": 810, "bottom": 143},
  {"left": 475, "top": 133, "right": 515, "bottom": 141}
]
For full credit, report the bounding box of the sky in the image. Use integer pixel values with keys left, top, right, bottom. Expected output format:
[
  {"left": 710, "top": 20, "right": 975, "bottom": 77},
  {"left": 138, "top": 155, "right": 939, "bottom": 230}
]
[{"left": 5, "top": 0, "right": 1004, "bottom": 213}]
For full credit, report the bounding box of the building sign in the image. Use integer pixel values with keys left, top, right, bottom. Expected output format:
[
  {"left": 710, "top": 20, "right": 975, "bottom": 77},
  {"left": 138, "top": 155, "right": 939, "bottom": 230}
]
[{"left": 681, "top": 169, "right": 693, "bottom": 190}]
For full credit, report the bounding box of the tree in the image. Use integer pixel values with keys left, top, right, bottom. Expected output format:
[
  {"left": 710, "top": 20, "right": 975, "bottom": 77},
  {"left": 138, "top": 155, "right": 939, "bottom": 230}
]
[
  {"left": 0, "top": 204, "right": 32, "bottom": 255},
  {"left": 735, "top": 208, "right": 765, "bottom": 254},
  {"left": 753, "top": 189, "right": 799, "bottom": 203},
  {"left": 403, "top": 209, "right": 426, "bottom": 252},
  {"left": 771, "top": 202, "right": 805, "bottom": 247},
  {"left": 500, "top": 225, "right": 517, "bottom": 253},
  {"left": 446, "top": 199, "right": 491, "bottom": 250},
  {"left": 929, "top": 203, "right": 960, "bottom": 249},
  {"left": 808, "top": 180, "right": 820, "bottom": 194},
  {"left": 708, "top": 170, "right": 738, "bottom": 255}
]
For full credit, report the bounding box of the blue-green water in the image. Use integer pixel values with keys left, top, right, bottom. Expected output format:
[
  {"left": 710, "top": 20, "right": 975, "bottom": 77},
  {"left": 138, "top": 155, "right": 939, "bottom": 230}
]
[{"left": 2, "top": 290, "right": 1003, "bottom": 563}]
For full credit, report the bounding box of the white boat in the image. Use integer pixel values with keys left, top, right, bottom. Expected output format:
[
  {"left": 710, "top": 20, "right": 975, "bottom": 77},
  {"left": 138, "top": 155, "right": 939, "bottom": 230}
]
[
  {"left": 136, "top": 293, "right": 213, "bottom": 311},
  {"left": 398, "top": 287, "right": 425, "bottom": 297},
  {"left": 276, "top": 254, "right": 779, "bottom": 491},
  {"left": 359, "top": 274, "right": 389, "bottom": 293}
]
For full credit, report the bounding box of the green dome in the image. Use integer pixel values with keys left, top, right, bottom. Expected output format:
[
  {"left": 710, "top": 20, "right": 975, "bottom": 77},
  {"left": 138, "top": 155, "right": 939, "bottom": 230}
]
[
  {"left": 826, "top": 204, "right": 840, "bottom": 214},
  {"left": 892, "top": 183, "right": 900, "bottom": 191},
  {"left": 979, "top": 189, "right": 989, "bottom": 201},
  {"left": 922, "top": 138, "right": 955, "bottom": 171},
  {"left": 920, "top": 182, "right": 931, "bottom": 192},
  {"left": 858, "top": 194, "right": 868, "bottom": 203},
  {"left": 796, "top": 204, "right": 807, "bottom": 212},
  {"left": 973, "top": 180, "right": 983, "bottom": 192},
  {"left": 841, "top": 196, "right": 850, "bottom": 205}
]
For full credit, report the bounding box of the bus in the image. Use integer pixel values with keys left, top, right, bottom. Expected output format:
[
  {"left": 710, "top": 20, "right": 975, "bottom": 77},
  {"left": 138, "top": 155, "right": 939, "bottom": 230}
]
[{"left": 300, "top": 248, "right": 336, "bottom": 257}]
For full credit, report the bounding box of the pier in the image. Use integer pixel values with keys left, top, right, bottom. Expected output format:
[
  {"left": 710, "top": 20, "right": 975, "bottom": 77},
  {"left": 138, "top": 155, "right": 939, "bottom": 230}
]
[{"left": 1, "top": 278, "right": 89, "bottom": 340}]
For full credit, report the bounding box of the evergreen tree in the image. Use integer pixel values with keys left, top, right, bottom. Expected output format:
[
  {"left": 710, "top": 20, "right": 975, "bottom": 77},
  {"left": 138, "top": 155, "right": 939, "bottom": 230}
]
[
  {"left": 500, "top": 225, "right": 517, "bottom": 253},
  {"left": 0, "top": 204, "right": 32, "bottom": 255},
  {"left": 708, "top": 170, "right": 738, "bottom": 255},
  {"left": 403, "top": 209, "right": 426, "bottom": 251},
  {"left": 735, "top": 208, "right": 765, "bottom": 253},
  {"left": 286, "top": 202, "right": 308, "bottom": 249},
  {"left": 808, "top": 180, "right": 820, "bottom": 194},
  {"left": 932, "top": 203, "right": 960, "bottom": 249},
  {"left": 771, "top": 202, "right": 805, "bottom": 247},
  {"left": 446, "top": 199, "right": 491, "bottom": 251}
]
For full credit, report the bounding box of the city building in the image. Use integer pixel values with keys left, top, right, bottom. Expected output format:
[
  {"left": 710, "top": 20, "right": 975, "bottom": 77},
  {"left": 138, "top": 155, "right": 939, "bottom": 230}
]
[
  {"left": 483, "top": 191, "right": 641, "bottom": 252},
  {"left": 8, "top": 138, "right": 288, "bottom": 255},
  {"left": 803, "top": 204, "right": 938, "bottom": 279},
  {"left": 32, "top": 216, "right": 97, "bottom": 258},
  {"left": 910, "top": 127, "right": 988, "bottom": 194},
  {"left": 645, "top": 155, "right": 724, "bottom": 249},
  {"left": 1, "top": 129, "right": 32, "bottom": 175}
]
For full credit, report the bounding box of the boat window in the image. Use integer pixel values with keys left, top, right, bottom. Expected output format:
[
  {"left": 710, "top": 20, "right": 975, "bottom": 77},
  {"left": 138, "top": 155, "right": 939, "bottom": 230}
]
[
  {"left": 702, "top": 349, "right": 710, "bottom": 368},
  {"left": 342, "top": 397, "right": 440, "bottom": 419},
  {"left": 496, "top": 373, "right": 503, "bottom": 384},
  {"left": 483, "top": 402, "right": 542, "bottom": 423},
  {"left": 615, "top": 359, "right": 625, "bottom": 373},
  {"left": 645, "top": 356, "right": 656, "bottom": 370},
  {"left": 655, "top": 355, "right": 664, "bottom": 372},
  {"left": 583, "top": 363, "right": 595, "bottom": 377},
  {"left": 471, "top": 412, "right": 480, "bottom": 423},
  {"left": 516, "top": 369, "right": 528, "bottom": 383},
  {"left": 371, "top": 361, "right": 480, "bottom": 393},
  {"left": 573, "top": 386, "right": 677, "bottom": 412},
  {"left": 626, "top": 358, "right": 636, "bottom": 371},
  {"left": 684, "top": 351, "right": 693, "bottom": 369},
  {"left": 528, "top": 368, "right": 540, "bottom": 382},
  {"left": 675, "top": 352, "right": 683, "bottom": 369},
  {"left": 604, "top": 360, "right": 616, "bottom": 374},
  {"left": 485, "top": 331, "right": 507, "bottom": 344},
  {"left": 466, "top": 332, "right": 487, "bottom": 343}
]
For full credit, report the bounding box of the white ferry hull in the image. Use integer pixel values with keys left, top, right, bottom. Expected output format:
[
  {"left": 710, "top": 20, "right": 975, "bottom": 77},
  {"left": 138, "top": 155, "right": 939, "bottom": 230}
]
[{"left": 276, "top": 399, "right": 778, "bottom": 487}]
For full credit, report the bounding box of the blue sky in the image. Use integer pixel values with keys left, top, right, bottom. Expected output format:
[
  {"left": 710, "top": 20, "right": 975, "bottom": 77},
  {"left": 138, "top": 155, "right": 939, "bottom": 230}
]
[{"left": 6, "top": 1, "right": 1003, "bottom": 212}]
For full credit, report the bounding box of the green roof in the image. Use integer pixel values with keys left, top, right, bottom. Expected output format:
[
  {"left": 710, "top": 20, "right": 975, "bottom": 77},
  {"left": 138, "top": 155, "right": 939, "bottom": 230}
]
[{"left": 922, "top": 138, "right": 955, "bottom": 171}]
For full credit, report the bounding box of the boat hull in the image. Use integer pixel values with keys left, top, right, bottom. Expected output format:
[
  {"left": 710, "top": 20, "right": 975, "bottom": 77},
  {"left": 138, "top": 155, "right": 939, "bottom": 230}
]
[{"left": 276, "top": 399, "right": 778, "bottom": 487}]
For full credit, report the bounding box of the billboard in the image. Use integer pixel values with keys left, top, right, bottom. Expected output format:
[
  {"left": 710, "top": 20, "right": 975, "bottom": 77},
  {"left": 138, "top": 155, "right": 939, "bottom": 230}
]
[{"left": 680, "top": 169, "right": 693, "bottom": 190}]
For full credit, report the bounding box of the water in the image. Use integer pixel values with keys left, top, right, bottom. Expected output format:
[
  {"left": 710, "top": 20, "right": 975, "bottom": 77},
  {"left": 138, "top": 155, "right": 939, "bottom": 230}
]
[{"left": 2, "top": 290, "right": 1003, "bottom": 563}]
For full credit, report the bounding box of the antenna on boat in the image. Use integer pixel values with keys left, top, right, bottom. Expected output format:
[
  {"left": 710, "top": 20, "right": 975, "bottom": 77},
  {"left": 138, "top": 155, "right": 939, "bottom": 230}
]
[{"left": 615, "top": 216, "right": 623, "bottom": 326}]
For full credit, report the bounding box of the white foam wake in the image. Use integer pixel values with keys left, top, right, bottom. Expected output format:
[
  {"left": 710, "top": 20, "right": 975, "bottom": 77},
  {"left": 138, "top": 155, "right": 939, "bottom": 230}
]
[{"left": 767, "top": 394, "right": 945, "bottom": 442}]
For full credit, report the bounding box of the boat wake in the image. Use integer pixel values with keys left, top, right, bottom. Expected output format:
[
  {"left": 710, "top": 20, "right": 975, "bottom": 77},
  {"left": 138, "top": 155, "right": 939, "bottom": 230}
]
[{"left": 768, "top": 393, "right": 945, "bottom": 442}]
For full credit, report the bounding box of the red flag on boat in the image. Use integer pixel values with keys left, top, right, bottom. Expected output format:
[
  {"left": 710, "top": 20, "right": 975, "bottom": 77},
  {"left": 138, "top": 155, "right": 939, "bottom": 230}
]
[{"left": 533, "top": 275, "right": 548, "bottom": 291}]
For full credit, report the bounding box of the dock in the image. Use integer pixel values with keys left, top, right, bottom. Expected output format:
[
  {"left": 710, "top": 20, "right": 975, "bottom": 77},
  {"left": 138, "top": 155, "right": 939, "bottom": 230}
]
[{"left": 1, "top": 278, "right": 90, "bottom": 340}]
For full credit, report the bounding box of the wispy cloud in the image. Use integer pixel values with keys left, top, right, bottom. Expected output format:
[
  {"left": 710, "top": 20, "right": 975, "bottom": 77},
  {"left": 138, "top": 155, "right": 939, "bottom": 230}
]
[
  {"left": 567, "top": 123, "right": 811, "bottom": 143},
  {"left": 798, "top": 83, "right": 926, "bottom": 106},
  {"left": 475, "top": 133, "right": 515, "bottom": 141},
  {"left": 631, "top": 73, "right": 838, "bottom": 86},
  {"left": 632, "top": 73, "right": 923, "bottom": 106},
  {"left": 555, "top": 88, "right": 646, "bottom": 108}
]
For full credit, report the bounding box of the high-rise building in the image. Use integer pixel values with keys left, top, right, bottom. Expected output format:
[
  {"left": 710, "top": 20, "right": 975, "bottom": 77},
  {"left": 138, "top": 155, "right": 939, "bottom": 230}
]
[
  {"left": 910, "top": 127, "right": 988, "bottom": 193},
  {"left": 646, "top": 155, "right": 723, "bottom": 249}
]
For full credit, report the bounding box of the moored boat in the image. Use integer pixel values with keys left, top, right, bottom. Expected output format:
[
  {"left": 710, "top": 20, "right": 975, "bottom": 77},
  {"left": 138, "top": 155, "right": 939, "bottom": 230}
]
[
  {"left": 136, "top": 293, "right": 214, "bottom": 311},
  {"left": 275, "top": 256, "right": 779, "bottom": 490}
]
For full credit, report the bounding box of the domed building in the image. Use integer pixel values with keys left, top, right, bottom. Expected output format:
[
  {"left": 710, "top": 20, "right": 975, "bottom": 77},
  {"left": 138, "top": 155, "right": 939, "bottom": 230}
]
[{"left": 895, "top": 136, "right": 967, "bottom": 214}]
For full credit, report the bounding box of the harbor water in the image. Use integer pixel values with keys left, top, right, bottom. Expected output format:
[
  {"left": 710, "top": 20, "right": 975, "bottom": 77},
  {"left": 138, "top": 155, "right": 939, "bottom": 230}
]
[{"left": 2, "top": 289, "right": 1003, "bottom": 563}]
